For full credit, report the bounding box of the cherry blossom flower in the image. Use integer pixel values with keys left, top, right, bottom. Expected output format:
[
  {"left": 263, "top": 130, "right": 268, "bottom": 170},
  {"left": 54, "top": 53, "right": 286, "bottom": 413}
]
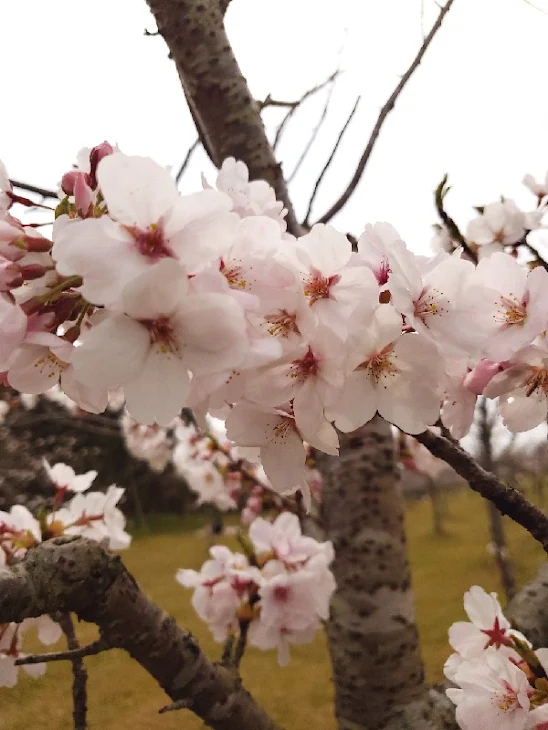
[
  {"left": 483, "top": 345, "right": 548, "bottom": 432},
  {"left": 447, "top": 649, "right": 531, "bottom": 730},
  {"left": 249, "top": 512, "right": 333, "bottom": 566},
  {"left": 466, "top": 200, "right": 526, "bottom": 246},
  {"left": 467, "top": 253, "right": 548, "bottom": 361},
  {"left": 53, "top": 154, "right": 238, "bottom": 306},
  {"left": 177, "top": 546, "right": 261, "bottom": 641},
  {"left": 448, "top": 586, "right": 521, "bottom": 660},
  {"left": 288, "top": 223, "right": 378, "bottom": 334},
  {"left": 326, "top": 304, "right": 444, "bottom": 434},
  {"left": 206, "top": 157, "right": 288, "bottom": 232},
  {"left": 50, "top": 486, "right": 131, "bottom": 550},
  {"left": 42, "top": 460, "right": 97, "bottom": 494},
  {"left": 72, "top": 259, "right": 248, "bottom": 425},
  {"left": 225, "top": 403, "right": 309, "bottom": 495}
]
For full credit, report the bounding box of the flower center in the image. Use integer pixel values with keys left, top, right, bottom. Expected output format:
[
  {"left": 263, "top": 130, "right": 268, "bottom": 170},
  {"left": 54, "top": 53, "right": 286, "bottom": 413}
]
[
  {"left": 220, "top": 258, "right": 248, "bottom": 289},
  {"left": 481, "top": 616, "right": 512, "bottom": 649},
  {"left": 265, "top": 309, "right": 301, "bottom": 338},
  {"left": 290, "top": 347, "right": 319, "bottom": 382},
  {"left": 495, "top": 680, "right": 520, "bottom": 713},
  {"left": 142, "top": 317, "right": 179, "bottom": 355},
  {"left": 495, "top": 293, "right": 527, "bottom": 327},
  {"left": 375, "top": 257, "right": 391, "bottom": 286},
  {"left": 358, "top": 345, "right": 398, "bottom": 385},
  {"left": 273, "top": 585, "right": 290, "bottom": 603},
  {"left": 304, "top": 270, "right": 340, "bottom": 305},
  {"left": 127, "top": 223, "right": 173, "bottom": 261},
  {"left": 413, "top": 287, "right": 448, "bottom": 325}
]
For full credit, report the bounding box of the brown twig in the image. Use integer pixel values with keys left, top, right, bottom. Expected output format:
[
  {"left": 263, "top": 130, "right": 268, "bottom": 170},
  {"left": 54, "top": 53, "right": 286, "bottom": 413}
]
[
  {"left": 286, "top": 77, "right": 338, "bottom": 184},
  {"left": 15, "top": 635, "right": 110, "bottom": 665},
  {"left": 415, "top": 428, "right": 548, "bottom": 552},
  {"left": 272, "top": 71, "right": 340, "bottom": 152},
  {"left": 232, "top": 621, "right": 249, "bottom": 669},
  {"left": 303, "top": 96, "right": 361, "bottom": 226},
  {"left": 10, "top": 180, "right": 58, "bottom": 200},
  {"left": 315, "top": 0, "right": 456, "bottom": 224},
  {"left": 435, "top": 175, "right": 477, "bottom": 261},
  {"left": 175, "top": 138, "right": 200, "bottom": 183}
]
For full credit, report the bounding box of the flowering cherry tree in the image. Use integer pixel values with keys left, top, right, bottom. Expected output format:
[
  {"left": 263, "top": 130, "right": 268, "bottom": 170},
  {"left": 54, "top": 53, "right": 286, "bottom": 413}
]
[{"left": 4, "top": 0, "right": 548, "bottom": 729}]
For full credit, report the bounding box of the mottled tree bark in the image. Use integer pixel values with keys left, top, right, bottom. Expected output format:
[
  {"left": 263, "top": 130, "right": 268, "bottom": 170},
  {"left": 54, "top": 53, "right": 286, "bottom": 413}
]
[
  {"left": 508, "top": 562, "right": 548, "bottom": 648},
  {"left": 317, "top": 417, "right": 457, "bottom": 730},
  {"left": 0, "top": 536, "right": 284, "bottom": 730},
  {"left": 145, "top": 0, "right": 301, "bottom": 234}
]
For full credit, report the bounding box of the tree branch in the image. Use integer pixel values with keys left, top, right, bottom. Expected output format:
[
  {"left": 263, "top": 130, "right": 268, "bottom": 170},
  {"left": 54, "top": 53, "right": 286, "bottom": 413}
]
[
  {"left": 0, "top": 536, "right": 284, "bottom": 730},
  {"left": 10, "top": 180, "right": 59, "bottom": 200},
  {"left": 286, "top": 76, "right": 338, "bottom": 183},
  {"left": 271, "top": 71, "right": 339, "bottom": 153},
  {"left": 435, "top": 175, "right": 477, "bottom": 261},
  {"left": 175, "top": 138, "right": 200, "bottom": 183},
  {"left": 56, "top": 613, "right": 89, "bottom": 730},
  {"left": 303, "top": 96, "right": 361, "bottom": 226},
  {"left": 415, "top": 429, "right": 548, "bottom": 552},
  {"left": 315, "top": 0, "right": 456, "bottom": 225},
  {"left": 15, "top": 636, "right": 110, "bottom": 665},
  {"left": 145, "top": 0, "right": 302, "bottom": 235}
]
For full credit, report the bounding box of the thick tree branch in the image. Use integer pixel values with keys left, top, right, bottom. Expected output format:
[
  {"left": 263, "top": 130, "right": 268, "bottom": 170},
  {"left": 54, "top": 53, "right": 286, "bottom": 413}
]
[
  {"left": 145, "top": 0, "right": 302, "bottom": 235},
  {"left": 315, "top": 0, "right": 456, "bottom": 225},
  {"left": 0, "top": 536, "right": 284, "bottom": 730},
  {"left": 415, "top": 429, "right": 548, "bottom": 552}
]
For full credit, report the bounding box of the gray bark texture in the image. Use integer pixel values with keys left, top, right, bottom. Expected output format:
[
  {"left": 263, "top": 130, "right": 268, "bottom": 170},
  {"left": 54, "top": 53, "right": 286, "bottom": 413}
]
[
  {"left": 508, "top": 562, "right": 548, "bottom": 648},
  {"left": 317, "top": 417, "right": 457, "bottom": 730},
  {"left": 145, "top": 0, "right": 301, "bottom": 235},
  {"left": 0, "top": 536, "right": 284, "bottom": 730}
]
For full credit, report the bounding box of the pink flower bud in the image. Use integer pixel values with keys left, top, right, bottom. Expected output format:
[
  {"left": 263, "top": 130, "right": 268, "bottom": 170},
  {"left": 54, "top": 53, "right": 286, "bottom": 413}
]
[
  {"left": 89, "top": 141, "right": 114, "bottom": 187},
  {"left": 463, "top": 359, "right": 504, "bottom": 395},
  {"left": 73, "top": 174, "right": 94, "bottom": 217}
]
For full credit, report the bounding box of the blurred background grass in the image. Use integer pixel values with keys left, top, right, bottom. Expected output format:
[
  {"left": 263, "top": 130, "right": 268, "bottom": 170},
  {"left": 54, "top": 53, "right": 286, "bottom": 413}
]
[{"left": 1, "top": 487, "right": 545, "bottom": 730}]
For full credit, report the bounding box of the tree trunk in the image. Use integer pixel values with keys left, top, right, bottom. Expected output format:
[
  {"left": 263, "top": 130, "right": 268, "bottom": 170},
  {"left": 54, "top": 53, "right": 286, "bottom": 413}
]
[{"left": 316, "top": 417, "right": 456, "bottom": 730}]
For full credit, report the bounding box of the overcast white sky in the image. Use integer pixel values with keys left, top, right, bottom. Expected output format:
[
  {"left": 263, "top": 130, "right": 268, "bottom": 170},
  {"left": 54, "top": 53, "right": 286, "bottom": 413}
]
[{"left": 3, "top": 0, "right": 548, "bottom": 253}]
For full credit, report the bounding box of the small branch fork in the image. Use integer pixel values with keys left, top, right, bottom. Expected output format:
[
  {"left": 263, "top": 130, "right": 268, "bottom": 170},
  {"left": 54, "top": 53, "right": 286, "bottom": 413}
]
[
  {"left": 314, "top": 0, "right": 456, "bottom": 225},
  {"left": 0, "top": 536, "right": 284, "bottom": 730},
  {"left": 434, "top": 174, "right": 477, "bottom": 262},
  {"left": 271, "top": 71, "right": 340, "bottom": 152},
  {"left": 415, "top": 429, "right": 548, "bottom": 552}
]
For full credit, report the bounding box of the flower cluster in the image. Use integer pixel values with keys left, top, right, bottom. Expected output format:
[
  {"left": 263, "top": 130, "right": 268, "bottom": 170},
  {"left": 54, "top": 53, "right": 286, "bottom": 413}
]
[
  {"left": 0, "top": 461, "right": 130, "bottom": 686},
  {"left": 446, "top": 586, "right": 548, "bottom": 729},
  {"left": 177, "top": 512, "right": 335, "bottom": 665},
  {"left": 2, "top": 148, "right": 548, "bottom": 499}
]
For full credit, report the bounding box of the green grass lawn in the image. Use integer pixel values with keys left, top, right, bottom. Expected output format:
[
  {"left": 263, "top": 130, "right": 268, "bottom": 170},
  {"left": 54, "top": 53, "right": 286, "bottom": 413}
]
[{"left": 1, "top": 488, "right": 545, "bottom": 729}]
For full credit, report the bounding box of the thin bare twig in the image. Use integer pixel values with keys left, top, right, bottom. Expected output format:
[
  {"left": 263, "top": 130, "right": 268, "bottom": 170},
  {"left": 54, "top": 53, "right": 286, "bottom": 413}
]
[
  {"left": 59, "top": 614, "right": 89, "bottom": 730},
  {"left": 287, "top": 76, "right": 339, "bottom": 184},
  {"left": 232, "top": 621, "right": 249, "bottom": 669},
  {"left": 315, "top": 0, "right": 456, "bottom": 224},
  {"left": 175, "top": 138, "right": 200, "bottom": 183},
  {"left": 303, "top": 96, "right": 361, "bottom": 226},
  {"left": 10, "top": 180, "right": 58, "bottom": 199},
  {"left": 435, "top": 175, "right": 477, "bottom": 262},
  {"left": 159, "top": 698, "right": 193, "bottom": 714},
  {"left": 415, "top": 428, "right": 548, "bottom": 552},
  {"left": 15, "top": 636, "right": 110, "bottom": 665},
  {"left": 272, "top": 71, "right": 340, "bottom": 152}
]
